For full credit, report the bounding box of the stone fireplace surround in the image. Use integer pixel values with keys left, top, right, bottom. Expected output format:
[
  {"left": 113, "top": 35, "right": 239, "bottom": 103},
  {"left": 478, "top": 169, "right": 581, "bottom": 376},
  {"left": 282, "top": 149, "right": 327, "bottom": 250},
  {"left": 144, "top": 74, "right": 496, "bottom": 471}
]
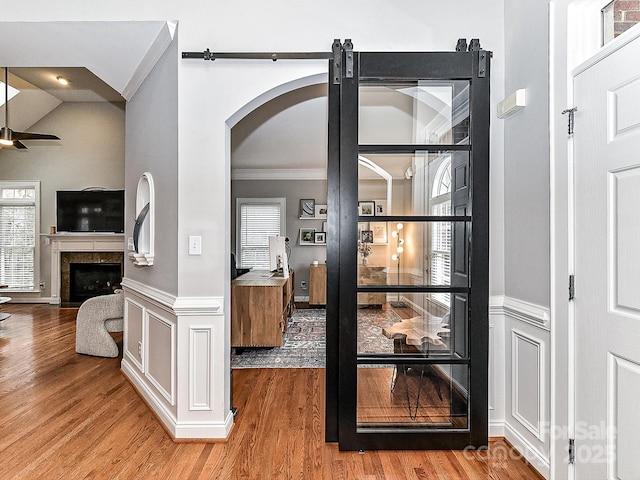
[
  {"left": 48, "top": 234, "right": 126, "bottom": 304},
  {"left": 61, "top": 252, "right": 124, "bottom": 303}
]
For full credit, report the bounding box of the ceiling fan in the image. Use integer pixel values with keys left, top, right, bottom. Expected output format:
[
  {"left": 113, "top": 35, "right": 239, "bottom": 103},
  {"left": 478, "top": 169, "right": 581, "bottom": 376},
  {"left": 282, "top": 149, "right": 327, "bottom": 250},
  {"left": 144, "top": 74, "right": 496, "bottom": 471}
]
[{"left": 1, "top": 67, "right": 60, "bottom": 150}]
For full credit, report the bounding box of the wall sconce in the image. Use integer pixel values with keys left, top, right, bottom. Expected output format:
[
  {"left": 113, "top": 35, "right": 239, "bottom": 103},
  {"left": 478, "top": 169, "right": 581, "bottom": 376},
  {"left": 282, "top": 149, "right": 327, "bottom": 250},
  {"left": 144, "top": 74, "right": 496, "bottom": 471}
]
[
  {"left": 497, "top": 88, "right": 526, "bottom": 119},
  {"left": 390, "top": 223, "right": 407, "bottom": 308}
]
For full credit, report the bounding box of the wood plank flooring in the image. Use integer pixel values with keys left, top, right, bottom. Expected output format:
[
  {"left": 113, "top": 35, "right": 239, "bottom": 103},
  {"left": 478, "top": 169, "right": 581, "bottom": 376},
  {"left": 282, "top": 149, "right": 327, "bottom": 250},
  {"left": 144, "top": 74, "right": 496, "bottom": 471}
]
[{"left": 0, "top": 304, "right": 544, "bottom": 479}]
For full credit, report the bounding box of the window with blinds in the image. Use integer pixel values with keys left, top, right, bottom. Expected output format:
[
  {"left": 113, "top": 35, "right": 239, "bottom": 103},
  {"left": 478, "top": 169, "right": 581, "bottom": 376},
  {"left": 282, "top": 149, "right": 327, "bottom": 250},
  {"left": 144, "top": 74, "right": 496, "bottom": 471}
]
[
  {"left": 430, "top": 159, "right": 452, "bottom": 305},
  {"left": 236, "top": 198, "right": 286, "bottom": 270},
  {"left": 0, "top": 183, "right": 39, "bottom": 290}
]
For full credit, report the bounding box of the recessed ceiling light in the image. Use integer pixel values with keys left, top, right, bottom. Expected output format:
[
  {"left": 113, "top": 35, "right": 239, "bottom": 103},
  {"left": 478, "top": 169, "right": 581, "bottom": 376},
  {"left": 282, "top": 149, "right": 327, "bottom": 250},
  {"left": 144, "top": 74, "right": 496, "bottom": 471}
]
[{"left": 56, "top": 76, "right": 71, "bottom": 86}]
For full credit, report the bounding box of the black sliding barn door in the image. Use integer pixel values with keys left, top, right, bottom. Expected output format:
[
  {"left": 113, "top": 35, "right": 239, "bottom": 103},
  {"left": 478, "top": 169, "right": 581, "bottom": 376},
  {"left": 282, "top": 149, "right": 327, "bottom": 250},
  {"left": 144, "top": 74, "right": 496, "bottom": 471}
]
[{"left": 326, "top": 40, "right": 491, "bottom": 450}]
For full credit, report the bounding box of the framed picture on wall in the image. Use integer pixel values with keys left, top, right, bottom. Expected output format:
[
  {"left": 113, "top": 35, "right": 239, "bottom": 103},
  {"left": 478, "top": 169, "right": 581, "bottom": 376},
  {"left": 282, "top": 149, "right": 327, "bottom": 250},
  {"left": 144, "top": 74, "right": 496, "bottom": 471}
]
[
  {"left": 370, "top": 222, "right": 388, "bottom": 245},
  {"left": 373, "top": 200, "right": 387, "bottom": 216},
  {"left": 315, "top": 204, "right": 327, "bottom": 219},
  {"left": 314, "top": 232, "right": 326, "bottom": 244},
  {"left": 358, "top": 201, "right": 375, "bottom": 217},
  {"left": 360, "top": 230, "right": 373, "bottom": 243},
  {"left": 300, "top": 199, "right": 315, "bottom": 218},
  {"left": 299, "top": 228, "right": 316, "bottom": 245}
]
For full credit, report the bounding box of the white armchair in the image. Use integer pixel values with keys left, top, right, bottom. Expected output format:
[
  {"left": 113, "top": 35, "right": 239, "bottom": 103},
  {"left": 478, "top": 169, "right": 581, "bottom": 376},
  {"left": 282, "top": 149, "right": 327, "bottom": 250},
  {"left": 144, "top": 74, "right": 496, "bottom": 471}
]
[{"left": 75, "top": 292, "right": 124, "bottom": 358}]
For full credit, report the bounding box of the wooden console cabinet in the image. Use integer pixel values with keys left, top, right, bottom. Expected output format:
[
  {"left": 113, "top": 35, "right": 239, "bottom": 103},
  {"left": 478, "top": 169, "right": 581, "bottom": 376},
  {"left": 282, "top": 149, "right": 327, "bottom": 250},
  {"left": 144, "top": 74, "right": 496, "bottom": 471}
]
[
  {"left": 231, "top": 270, "right": 295, "bottom": 347},
  {"left": 358, "top": 265, "right": 387, "bottom": 307},
  {"left": 309, "top": 263, "right": 326, "bottom": 306}
]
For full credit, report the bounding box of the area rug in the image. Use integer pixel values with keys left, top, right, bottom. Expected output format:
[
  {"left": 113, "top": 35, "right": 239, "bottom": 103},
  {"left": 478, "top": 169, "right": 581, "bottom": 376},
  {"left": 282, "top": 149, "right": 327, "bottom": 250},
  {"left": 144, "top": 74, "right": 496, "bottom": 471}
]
[{"left": 231, "top": 307, "right": 401, "bottom": 368}]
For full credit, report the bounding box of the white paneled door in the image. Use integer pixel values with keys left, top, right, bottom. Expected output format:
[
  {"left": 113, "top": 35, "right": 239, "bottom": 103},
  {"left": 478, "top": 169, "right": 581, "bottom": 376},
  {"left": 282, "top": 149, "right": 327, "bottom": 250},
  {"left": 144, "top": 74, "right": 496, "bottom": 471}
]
[{"left": 573, "top": 34, "right": 640, "bottom": 480}]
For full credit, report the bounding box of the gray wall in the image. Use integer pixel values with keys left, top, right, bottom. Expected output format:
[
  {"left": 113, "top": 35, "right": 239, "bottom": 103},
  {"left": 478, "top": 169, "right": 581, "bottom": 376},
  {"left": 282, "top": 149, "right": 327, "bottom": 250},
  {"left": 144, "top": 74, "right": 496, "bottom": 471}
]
[
  {"left": 0, "top": 101, "right": 125, "bottom": 298},
  {"left": 232, "top": 179, "right": 328, "bottom": 298},
  {"left": 124, "top": 35, "right": 179, "bottom": 295},
  {"left": 503, "top": 0, "right": 550, "bottom": 308}
]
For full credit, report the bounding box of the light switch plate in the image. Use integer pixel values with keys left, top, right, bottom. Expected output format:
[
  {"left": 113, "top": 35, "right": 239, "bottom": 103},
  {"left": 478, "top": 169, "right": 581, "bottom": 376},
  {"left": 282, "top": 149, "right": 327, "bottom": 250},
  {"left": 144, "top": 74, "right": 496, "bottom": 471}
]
[{"left": 189, "top": 235, "right": 202, "bottom": 255}]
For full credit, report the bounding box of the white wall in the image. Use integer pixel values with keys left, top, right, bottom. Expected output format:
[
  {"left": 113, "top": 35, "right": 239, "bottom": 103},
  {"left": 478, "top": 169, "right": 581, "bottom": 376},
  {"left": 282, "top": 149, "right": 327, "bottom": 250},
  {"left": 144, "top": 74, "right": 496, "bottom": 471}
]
[
  {"left": 502, "top": 1, "right": 552, "bottom": 477},
  {"left": 0, "top": 101, "right": 125, "bottom": 299},
  {"left": 504, "top": 0, "right": 551, "bottom": 308}
]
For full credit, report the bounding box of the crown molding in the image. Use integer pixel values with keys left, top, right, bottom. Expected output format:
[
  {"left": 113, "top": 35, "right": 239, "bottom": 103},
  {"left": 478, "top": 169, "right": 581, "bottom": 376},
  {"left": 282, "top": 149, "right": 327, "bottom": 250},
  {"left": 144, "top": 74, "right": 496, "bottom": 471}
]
[
  {"left": 122, "top": 21, "right": 176, "bottom": 101},
  {"left": 231, "top": 168, "right": 326, "bottom": 181}
]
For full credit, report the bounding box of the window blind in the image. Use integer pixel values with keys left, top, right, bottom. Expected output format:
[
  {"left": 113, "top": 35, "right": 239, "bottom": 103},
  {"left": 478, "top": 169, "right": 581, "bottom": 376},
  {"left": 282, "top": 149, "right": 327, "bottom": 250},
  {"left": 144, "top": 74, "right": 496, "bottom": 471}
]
[
  {"left": 238, "top": 202, "right": 282, "bottom": 270},
  {"left": 0, "top": 185, "right": 37, "bottom": 289},
  {"left": 430, "top": 202, "right": 451, "bottom": 305}
]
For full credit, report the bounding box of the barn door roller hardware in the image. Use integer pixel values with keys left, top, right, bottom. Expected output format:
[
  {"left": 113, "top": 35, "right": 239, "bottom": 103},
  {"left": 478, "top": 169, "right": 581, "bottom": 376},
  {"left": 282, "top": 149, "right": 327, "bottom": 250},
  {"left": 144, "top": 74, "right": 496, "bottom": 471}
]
[
  {"left": 182, "top": 39, "right": 356, "bottom": 84},
  {"left": 455, "top": 38, "right": 489, "bottom": 77}
]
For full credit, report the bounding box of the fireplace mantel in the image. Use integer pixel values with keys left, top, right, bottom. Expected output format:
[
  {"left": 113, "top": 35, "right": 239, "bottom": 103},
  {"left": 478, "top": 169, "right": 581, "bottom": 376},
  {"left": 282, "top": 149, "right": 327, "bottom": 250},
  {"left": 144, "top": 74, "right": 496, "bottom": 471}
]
[{"left": 49, "top": 233, "right": 126, "bottom": 304}]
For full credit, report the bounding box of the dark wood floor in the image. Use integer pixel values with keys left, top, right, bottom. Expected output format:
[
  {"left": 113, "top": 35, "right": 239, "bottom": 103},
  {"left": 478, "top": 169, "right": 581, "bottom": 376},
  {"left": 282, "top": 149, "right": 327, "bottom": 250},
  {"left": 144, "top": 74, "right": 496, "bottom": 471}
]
[{"left": 0, "top": 303, "right": 544, "bottom": 479}]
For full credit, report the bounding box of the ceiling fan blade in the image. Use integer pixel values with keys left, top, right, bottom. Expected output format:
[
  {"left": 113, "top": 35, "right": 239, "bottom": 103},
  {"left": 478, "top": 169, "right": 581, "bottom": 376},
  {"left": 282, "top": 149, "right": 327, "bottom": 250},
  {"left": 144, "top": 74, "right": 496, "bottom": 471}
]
[
  {"left": 2, "top": 67, "right": 61, "bottom": 146},
  {"left": 12, "top": 131, "right": 61, "bottom": 141}
]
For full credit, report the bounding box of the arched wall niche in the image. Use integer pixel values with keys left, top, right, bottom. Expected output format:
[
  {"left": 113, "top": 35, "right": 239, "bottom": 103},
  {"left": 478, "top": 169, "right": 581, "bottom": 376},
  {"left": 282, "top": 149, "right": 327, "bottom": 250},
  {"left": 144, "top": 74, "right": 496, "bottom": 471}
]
[{"left": 130, "top": 171, "right": 155, "bottom": 266}]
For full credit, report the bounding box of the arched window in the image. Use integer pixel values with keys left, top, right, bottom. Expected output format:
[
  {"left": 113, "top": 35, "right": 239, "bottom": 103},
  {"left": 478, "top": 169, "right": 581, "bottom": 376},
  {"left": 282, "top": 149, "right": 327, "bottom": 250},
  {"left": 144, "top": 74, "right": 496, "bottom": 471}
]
[{"left": 430, "top": 157, "right": 451, "bottom": 304}]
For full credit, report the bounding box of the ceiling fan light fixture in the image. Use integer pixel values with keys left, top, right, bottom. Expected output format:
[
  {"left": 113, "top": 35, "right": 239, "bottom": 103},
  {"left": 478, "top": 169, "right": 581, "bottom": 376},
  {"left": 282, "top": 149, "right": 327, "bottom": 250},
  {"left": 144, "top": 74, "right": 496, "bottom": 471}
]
[
  {"left": 0, "top": 127, "right": 13, "bottom": 146},
  {"left": 56, "top": 76, "right": 70, "bottom": 86}
]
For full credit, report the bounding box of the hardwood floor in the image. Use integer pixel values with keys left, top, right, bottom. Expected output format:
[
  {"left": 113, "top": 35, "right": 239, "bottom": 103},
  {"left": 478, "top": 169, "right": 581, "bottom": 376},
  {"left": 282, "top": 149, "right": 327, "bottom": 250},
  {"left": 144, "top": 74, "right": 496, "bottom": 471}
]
[{"left": 0, "top": 304, "right": 544, "bottom": 479}]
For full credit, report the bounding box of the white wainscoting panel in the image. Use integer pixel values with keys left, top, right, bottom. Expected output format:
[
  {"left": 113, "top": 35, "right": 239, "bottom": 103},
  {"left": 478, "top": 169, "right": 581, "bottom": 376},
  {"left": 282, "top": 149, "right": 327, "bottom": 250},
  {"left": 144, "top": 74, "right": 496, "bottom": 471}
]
[
  {"left": 189, "top": 326, "right": 213, "bottom": 411},
  {"left": 122, "top": 281, "right": 232, "bottom": 439},
  {"left": 511, "top": 329, "right": 545, "bottom": 441},
  {"left": 489, "top": 324, "right": 495, "bottom": 412},
  {"left": 503, "top": 296, "right": 550, "bottom": 478},
  {"left": 124, "top": 298, "right": 145, "bottom": 373},
  {"left": 146, "top": 312, "right": 176, "bottom": 405}
]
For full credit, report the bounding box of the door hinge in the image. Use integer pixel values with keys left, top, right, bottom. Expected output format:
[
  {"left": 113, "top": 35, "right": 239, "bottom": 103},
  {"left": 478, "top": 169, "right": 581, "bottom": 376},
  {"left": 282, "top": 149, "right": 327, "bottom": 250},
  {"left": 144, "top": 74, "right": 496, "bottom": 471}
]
[
  {"left": 568, "top": 438, "right": 575, "bottom": 464},
  {"left": 562, "top": 107, "right": 577, "bottom": 135},
  {"left": 569, "top": 275, "right": 575, "bottom": 300}
]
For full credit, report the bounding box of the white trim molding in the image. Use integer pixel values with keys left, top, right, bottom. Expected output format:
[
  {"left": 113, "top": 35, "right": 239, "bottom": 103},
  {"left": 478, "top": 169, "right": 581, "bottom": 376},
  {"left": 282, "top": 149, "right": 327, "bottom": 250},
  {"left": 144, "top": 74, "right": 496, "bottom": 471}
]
[
  {"left": 505, "top": 422, "right": 550, "bottom": 479},
  {"left": 121, "top": 21, "right": 177, "bottom": 101},
  {"left": 231, "top": 168, "right": 326, "bottom": 181},
  {"left": 503, "top": 296, "right": 550, "bottom": 331},
  {"left": 121, "top": 277, "right": 223, "bottom": 315}
]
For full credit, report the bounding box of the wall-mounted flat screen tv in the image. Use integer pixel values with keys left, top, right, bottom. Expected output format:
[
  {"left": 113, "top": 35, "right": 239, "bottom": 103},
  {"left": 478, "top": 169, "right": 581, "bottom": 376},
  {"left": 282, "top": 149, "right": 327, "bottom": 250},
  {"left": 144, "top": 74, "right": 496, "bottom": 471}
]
[{"left": 56, "top": 190, "right": 125, "bottom": 233}]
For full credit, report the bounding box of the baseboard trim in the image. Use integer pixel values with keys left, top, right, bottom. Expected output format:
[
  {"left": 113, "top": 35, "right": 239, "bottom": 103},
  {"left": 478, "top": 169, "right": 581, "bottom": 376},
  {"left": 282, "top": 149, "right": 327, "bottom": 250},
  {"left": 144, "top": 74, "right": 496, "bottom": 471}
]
[
  {"left": 489, "top": 420, "right": 505, "bottom": 438},
  {"left": 2, "top": 295, "right": 53, "bottom": 304},
  {"left": 122, "top": 359, "right": 234, "bottom": 440},
  {"left": 122, "top": 359, "right": 178, "bottom": 435},
  {"left": 504, "top": 422, "right": 549, "bottom": 479}
]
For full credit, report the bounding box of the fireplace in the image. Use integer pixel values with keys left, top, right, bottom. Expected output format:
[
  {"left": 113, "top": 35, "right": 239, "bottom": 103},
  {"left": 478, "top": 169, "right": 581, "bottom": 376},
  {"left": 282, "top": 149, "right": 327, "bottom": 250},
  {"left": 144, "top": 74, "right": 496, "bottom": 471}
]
[
  {"left": 69, "top": 263, "right": 122, "bottom": 302},
  {"left": 59, "top": 251, "right": 124, "bottom": 304},
  {"left": 48, "top": 233, "right": 126, "bottom": 305}
]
